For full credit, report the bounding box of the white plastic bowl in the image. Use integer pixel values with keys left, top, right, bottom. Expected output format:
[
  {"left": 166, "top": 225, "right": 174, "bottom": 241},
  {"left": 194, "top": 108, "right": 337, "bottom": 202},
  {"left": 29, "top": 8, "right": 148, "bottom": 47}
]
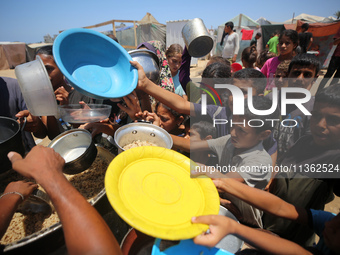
[{"left": 15, "top": 56, "right": 58, "bottom": 116}]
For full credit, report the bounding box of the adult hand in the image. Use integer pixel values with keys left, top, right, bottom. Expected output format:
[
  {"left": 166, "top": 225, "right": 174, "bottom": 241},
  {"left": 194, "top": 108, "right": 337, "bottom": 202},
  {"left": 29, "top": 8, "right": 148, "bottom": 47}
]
[
  {"left": 232, "top": 55, "right": 237, "bottom": 63},
  {"left": 8, "top": 146, "right": 65, "bottom": 182},
  {"left": 55, "top": 86, "right": 69, "bottom": 105},
  {"left": 191, "top": 215, "right": 235, "bottom": 247},
  {"left": 117, "top": 91, "right": 142, "bottom": 120},
  {"left": 130, "top": 61, "right": 148, "bottom": 91},
  {"left": 15, "top": 110, "right": 43, "bottom": 133},
  {"left": 4, "top": 181, "right": 38, "bottom": 201}
]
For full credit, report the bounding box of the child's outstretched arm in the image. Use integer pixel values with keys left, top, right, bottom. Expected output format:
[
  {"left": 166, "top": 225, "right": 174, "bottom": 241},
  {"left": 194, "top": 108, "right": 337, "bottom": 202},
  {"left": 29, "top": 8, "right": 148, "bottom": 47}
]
[
  {"left": 130, "top": 61, "right": 192, "bottom": 116},
  {"left": 192, "top": 215, "right": 312, "bottom": 255},
  {"left": 213, "top": 178, "right": 308, "bottom": 225}
]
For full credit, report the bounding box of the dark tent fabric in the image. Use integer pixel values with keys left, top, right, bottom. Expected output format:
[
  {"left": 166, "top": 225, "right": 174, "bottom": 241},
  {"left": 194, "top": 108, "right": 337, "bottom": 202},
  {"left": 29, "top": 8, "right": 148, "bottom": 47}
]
[{"left": 260, "top": 24, "right": 285, "bottom": 50}]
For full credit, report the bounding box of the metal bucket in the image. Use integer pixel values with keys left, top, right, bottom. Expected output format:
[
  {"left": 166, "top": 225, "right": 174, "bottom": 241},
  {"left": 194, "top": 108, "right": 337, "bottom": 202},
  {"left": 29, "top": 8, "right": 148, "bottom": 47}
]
[{"left": 181, "top": 18, "right": 213, "bottom": 58}]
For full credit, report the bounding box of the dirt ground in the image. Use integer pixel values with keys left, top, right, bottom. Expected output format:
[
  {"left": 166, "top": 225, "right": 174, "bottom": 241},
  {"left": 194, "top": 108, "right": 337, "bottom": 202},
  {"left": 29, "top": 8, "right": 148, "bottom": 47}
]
[{"left": 1, "top": 64, "right": 339, "bottom": 214}]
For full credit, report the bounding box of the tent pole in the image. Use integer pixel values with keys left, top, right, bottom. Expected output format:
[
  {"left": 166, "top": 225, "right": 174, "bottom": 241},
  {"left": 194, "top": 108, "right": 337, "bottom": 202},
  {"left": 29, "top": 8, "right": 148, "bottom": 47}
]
[
  {"left": 292, "top": 12, "right": 295, "bottom": 24},
  {"left": 133, "top": 21, "right": 137, "bottom": 48},
  {"left": 239, "top": 14, "right": 242, "bottom": 28},
  {"left": 112, "top": 21, "right": 116, "bottom": 37}
]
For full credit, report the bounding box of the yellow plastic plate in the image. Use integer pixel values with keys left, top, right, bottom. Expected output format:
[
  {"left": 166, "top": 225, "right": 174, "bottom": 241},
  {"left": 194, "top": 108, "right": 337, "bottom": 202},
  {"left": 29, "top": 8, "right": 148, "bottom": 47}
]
[{"left": 105, "top": 146, "right": 219, "bottom": 240}]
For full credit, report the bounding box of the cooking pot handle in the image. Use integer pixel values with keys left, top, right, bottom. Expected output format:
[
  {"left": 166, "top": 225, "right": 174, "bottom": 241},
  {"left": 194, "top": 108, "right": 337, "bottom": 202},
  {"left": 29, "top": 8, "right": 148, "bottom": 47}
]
[
  {"left": 20, "top": 117, "right": 27, "bottom": 131},
  {"left": 136, "top": 119, "right": 152, "bottom": 124}
]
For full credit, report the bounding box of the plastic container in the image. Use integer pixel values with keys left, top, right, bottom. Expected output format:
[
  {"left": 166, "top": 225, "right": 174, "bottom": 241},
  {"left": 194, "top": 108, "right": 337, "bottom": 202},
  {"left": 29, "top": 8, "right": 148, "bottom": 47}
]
[
  {"left": 58, "top": 104, "right": 112, "bottom": 124},
  {"left": 53, "top": 28, "right": 138, "bottom": 100},
  {"left": 15, "top": 56, "right": 58, "bottom": 116}
]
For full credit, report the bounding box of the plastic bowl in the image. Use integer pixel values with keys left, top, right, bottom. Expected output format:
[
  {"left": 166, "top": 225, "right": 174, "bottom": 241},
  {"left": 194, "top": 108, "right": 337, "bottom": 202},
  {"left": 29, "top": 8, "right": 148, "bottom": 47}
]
[
  {"left": 58, "top": 104, "right": 112, "bottom": 124},
  {"left": 53, "top": 28, "right": 138, "bottom": 100},
  {"left": 15, "top": 56, "right": 58, "bottom": 116}
]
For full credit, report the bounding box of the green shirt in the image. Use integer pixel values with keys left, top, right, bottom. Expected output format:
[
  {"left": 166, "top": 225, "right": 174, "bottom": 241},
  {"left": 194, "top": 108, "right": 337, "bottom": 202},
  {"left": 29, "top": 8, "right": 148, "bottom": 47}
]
[{"left": 267, "top": 36, "right": 279, "bottom": 54}]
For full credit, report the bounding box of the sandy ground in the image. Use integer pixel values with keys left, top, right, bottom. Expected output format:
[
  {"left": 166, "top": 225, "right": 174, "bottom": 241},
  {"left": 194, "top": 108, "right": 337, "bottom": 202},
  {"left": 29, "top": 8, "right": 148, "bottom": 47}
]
[{"left": 1, "top": 64, "right": 339, "bottom": 214}]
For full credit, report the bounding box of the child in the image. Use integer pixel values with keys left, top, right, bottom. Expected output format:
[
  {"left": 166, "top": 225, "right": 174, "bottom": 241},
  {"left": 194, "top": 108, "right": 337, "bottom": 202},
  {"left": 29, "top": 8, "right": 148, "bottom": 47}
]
[
  {"left": 271, "top": 53, "right": 320, "bottom": 162},
  {"left": 165, "top": 44, "right": 187, "bottom": 99},
  {"left": 153, "top": 102, "right": 185, "bottom": 135},
  {"left": 261, "top": 29, "right": 298, "bottom": 91},
  {"left": 190, "top": 121, "right": 217, "bottom": 165},
  {"left": 191, "top": 96, "right": 279, "bottom": 228},
  {"left": 265, "top": 84, "right": 340, "bottom": 247},
  {"left": 255, "top": 49, "right": 276, "bottom": 69},
  {"left": 192, "top": 175, "right": 340, "bottom": 255},
  {"left": 241, "top": 46, "right": 258, "bottom": 69},
  {"left": 266, "top": 31, "right": 279, "bottom": 54},
  {"left": 264, "top": 60, "right": 291, "bottom": 96}
]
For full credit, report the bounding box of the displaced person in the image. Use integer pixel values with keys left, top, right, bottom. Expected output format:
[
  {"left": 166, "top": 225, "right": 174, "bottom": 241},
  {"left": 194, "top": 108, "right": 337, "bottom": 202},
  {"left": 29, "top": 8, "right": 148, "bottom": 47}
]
[
  {"left": 191, "top": 96, "right": 279, "bottom": 228},
  {"left": 261, "top": 29, "right": 298, "bottom": 91},
  {"left": 298, "top": 23, "right": 313, "bottom": 54},
  {"left": 221, "top": 22, "right": 240, "bottom": 63},
  {"left": 241, "top": 46, "right": 258, "bottom": 69},
  {"left": 266, "top": 31, "right": 279, "bottom": 54},
  {"left": 250, "top": 32, "right": 261, "bottom": 47}
]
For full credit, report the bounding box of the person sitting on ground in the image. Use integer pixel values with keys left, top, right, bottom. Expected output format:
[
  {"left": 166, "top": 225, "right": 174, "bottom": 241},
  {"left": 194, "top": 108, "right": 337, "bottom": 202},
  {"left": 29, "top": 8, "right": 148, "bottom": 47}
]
[
  {"left": 241, "top": 46, "right": 258, "bottom": 69},
  {"left": 192, "top": 176, "right": 340, "bottom": 255},
  {"left": 36, "top": 45, "right": 94, "bottom": 139},
  {"left": 191, "top": 96, "right": 279, "bottom": 228},
  {"left": 6, "top": 146, "right": 122, "bottom": 255}
]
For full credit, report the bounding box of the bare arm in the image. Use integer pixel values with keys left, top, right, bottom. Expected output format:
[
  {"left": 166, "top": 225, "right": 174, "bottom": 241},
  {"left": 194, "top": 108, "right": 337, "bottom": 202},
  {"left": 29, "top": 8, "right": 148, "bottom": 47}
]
[
  {"left": 192, "top": 215, "right": 312, "bottom": 255},
  {"left": 16, "top": 110, "right": 47, "bottom": 139},
  {"left": 213, "top": 178, "right": 308, "bottom": 225},
  {"left": 0, "top": 181, "right": 38, "bottom": 239},
  {"left": 131, "top": 61, "right": 192, "bottom": 116},
  {"left": 8, "top": 146, "right": 122, "bottom": 255},
  {"left": 41, "top": 116, "right": 62, "bottom": 140}
]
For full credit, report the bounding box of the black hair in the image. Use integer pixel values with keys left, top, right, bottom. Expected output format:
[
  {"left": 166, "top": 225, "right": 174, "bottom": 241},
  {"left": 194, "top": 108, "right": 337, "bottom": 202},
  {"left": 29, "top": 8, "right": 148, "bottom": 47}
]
[
  {"left": 202, "top": 62, "right": 231, "bottom": 79},
  {"left": 36, "top": 45, "right": 53, "bottom": 56},
  {"left": 301, "top": 23, "right": 309, "bottom": 30},
  {"left": 315, "top": 85, "right": 340, "bottom": 107},
  {"left": 288, "top": 53, "right": 320, "bottom": 76},
  {"left": 242, "top": 96, "right": 279, "bottom": 132},
  {"left": 279, "top": 29, "right": 298, "bottom": 46},
  {"left": 208, "top": 56, "right": 231, "bottom": 67},
  {"left": 225, "top": 21, "right": 234, "bottom": 30},
  {"left": 191, "top": 121, "right": 217, "bottom": 139},
  {"left": 107, "top": 34, "right": 119, "bottom": 43},
  {"left": 242, "top": 46, "right": 257, "bottom": 67},
  {"left": 155, "top": 102, "right": 183, "bottom": 120},
  {"left": 233, "top": 69, "right": 267, "bottom": 95},
  {"left": 256, "top": 32, "right": 261, "bottom": 37}
]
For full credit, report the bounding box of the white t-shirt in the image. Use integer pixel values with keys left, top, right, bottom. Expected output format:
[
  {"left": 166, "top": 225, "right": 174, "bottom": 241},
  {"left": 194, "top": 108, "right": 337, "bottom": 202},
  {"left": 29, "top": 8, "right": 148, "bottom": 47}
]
[{"left": 222, "top": 32, "right": 240, "bottom": 59}]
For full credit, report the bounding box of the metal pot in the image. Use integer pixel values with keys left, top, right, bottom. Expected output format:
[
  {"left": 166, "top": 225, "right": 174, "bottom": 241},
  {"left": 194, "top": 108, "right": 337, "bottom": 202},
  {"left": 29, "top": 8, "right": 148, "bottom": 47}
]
[
  {"left": 47, "top": 129, "right": 97, "bottom": 174},
  {"left": 0, "top": 117, "right": 25, "bottom": 174},
  {"left": 128, "top": 49, "right": 160, "bottom": 84},
  {"left": 114, "top": 122, "right": 173, "bottom": 154},
  {"left": 181, "top": 18, "right": 214, "bottom": 58}
]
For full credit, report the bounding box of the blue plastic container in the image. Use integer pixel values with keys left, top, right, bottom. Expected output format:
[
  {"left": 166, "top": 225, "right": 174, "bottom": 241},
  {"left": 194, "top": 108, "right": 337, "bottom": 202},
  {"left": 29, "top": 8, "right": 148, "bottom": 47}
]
[{"left": 53, "top": 28, "right": 138, "bottom": 100}]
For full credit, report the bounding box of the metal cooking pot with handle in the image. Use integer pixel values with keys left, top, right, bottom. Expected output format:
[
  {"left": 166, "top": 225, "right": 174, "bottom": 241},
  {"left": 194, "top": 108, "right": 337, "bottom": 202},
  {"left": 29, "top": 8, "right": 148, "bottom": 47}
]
[
  {"left": 0, "top": 117, "right": 26, "bottom": 174},
  {"left": 182, "top": 18, "right": 214, "bottom": 58},
  {"left": 114, "top": 122, "right": 173, "bottom": 154}
]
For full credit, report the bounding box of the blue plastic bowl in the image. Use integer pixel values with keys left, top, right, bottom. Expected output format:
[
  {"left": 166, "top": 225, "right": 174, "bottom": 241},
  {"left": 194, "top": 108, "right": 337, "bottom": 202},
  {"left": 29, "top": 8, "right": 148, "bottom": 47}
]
[{"left": 53, "top": 28, "right": 138, "bottom": 100}]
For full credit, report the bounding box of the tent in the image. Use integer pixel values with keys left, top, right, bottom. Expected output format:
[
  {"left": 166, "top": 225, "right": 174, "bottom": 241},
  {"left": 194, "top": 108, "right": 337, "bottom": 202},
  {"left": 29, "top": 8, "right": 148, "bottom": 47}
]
[
  {"left": 0, "top": 42, "right": 26, "bottom": 70},
  {"left": 215, "top": 14, "right": 261, "bottom": 63},
  {"left": 83, "top": 13, "right": 166, "bottom": 51},
  {"left": 284, "top": 13, "right": 337, "bottom": 24}
]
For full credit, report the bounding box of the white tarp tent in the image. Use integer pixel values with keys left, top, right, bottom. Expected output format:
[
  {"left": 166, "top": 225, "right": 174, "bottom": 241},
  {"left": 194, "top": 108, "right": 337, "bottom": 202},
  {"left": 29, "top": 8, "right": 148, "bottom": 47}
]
[{"left": 283, "top": 13, "right": 337, "bottom": 24}]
